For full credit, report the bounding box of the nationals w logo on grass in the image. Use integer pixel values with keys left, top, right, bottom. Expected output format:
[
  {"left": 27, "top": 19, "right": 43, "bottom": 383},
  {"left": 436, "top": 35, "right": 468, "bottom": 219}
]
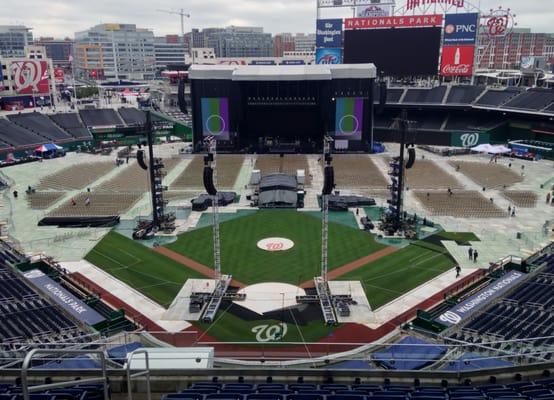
[{"left": 251, "top": 323, "right": 288, "bottom": 342}]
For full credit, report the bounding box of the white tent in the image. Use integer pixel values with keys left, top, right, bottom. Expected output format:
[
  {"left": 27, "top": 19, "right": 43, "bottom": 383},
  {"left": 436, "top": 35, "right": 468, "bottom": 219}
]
[{"left": 471, "top": 144, "right": 511, "bottom": 154}]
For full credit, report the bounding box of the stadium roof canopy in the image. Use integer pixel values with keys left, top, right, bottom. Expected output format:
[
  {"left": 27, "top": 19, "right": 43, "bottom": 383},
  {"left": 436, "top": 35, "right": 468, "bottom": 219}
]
[{"left": 189, "top": 64, "right": 377, "bottom": 81}]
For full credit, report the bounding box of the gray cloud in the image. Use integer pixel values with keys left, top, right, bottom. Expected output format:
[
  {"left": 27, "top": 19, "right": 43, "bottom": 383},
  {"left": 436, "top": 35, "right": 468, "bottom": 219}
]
[{"left": 0, "top": 0, "right": 552, "bottom": 38}]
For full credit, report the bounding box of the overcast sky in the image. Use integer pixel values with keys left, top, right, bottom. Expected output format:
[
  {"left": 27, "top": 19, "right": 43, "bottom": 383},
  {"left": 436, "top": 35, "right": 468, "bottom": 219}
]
[{"left": 0, "top": 0, "right": 552, "bottom": 38}]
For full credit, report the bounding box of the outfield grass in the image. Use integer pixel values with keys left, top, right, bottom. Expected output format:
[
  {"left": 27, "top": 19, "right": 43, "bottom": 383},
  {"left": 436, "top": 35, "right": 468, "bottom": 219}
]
[
  {"left": 196, "top": 306, "right": 336, "bottom": 343},
  {"left": 341, "top": 241, "right": 456, "bottom": 309},
  {"left": 434, "top": 231, "right": 480, "bottom": 245},
  {"left": 85, "top": 231, "right": 204, "bottom": 307},
  {"left": 165, "top": 210, "right": 386, "bottom": 285}
]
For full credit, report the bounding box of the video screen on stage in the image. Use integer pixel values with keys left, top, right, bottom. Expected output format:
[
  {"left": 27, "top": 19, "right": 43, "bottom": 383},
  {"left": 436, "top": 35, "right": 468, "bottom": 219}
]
[
  {"left": 343, "top": 27, "right": 441, "bottom": 76},
  {"left": 201, "top": 97, "right": 230, "bottom": 140},
  {"left": 335, "top": 97, "right": 363, "bottom": 141}
]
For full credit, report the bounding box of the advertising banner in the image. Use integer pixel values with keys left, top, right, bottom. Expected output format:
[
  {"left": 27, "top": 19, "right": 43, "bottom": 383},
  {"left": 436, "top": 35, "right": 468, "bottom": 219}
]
[
  {"left": 316, "top": 48, "right": 342, "bottom": 64},
  {"left": 335, "top": 97, "right": 363, "bottom": 140},
  {"left": 9, "top": 60, "right": 50, "bottom": 94},
  {"left": 281, "top": 60, "right": 306, "bottom": 65},
  {"left": 435, "top": 270, "right": 525, "bottom": 326},
  {"left": 356, "top": 4, "right": 391, "bottom": 17},
  {"left": 316, "top": 19, "right": 343, "bottom": 48},
  {"left": 201, "top": 98, "right": 230, "bottom": 140},
  {"left": 406, "top": 0, "right": 464, "bottom": 11},
  {"left": 444, "top": 13, "right": 479, "bottom": 45},
  {"left": 451, "top": 132, "right": 490, "bottom": 147},
  {"left": 249, "top": 60, "right": 276, "bottom": 65},
  {"left": 23, "top": 269, "right": 105, "bottom": 326},
  {"left": 440, "top": 45, "right": 475, "bottom": 77},
  {"left": 54, "top": 68, "right": 65, "bottom": 84},
  {"left": 345, "top": 14, "right": 443, "bottom": 29}
]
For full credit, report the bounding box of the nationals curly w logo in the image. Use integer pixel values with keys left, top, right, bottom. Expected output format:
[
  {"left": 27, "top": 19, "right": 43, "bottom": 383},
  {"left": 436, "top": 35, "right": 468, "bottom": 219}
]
[
  {"left": 251, "top": 323, "right": 288, "bottom": 342},
  {"left": 460, "top": 132, "right": 479, "bottom": 147},
  {"left": 10, "top": 61, "right": 50, "bottom": 94}
]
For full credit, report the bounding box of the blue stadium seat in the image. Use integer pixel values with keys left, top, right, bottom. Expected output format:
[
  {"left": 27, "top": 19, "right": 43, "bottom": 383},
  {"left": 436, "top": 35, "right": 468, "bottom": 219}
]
[
  {"left": 246, "top": 394, "right": 283, "bottom": 400},
  {"left": 286, "top": 394, "right": 324, "bottom": 400},
  {"left": 206, "top": 394, "right": 244, "bottom": 400}
]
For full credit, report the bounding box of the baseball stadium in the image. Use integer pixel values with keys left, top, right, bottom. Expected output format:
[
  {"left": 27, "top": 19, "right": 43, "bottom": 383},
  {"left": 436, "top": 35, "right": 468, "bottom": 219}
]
[{"left": 0, "top": 1, "right": 553, "bottom": 399}]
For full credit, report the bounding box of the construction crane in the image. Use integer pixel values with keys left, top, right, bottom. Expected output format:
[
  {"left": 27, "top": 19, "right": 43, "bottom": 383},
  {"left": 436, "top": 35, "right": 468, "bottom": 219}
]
[{"left": 156, "top": 8, "right": 190, "bottom": 41}]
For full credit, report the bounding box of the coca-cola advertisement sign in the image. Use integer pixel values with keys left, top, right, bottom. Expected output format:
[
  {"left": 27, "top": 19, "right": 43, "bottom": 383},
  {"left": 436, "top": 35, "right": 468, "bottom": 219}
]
[
  {"left": 440, "top": 45, "right": 475, "bottom": 76},
  {"left": 54, "top": 68, "right": 65, "bottom": 84}
]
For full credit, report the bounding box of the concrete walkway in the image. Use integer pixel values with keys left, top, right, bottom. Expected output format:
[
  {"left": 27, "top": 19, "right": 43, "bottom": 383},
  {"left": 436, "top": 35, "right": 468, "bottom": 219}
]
[
  {"left": 366, "top": 266, "right": 480, "bottom": 329},
  {"left": 60, "top": 259, "right": 191, "bottom": 332}
]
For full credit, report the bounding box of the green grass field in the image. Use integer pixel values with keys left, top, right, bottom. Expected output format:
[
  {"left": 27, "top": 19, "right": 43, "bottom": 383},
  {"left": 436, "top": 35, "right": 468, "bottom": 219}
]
[
  {"left": 165, "top": 210, "right": 386, "bottom": 285},
  {"left": 85, "top": 231, "right": 204, "bottom": 307},
  {"left": 85, "top": 211, "right": 464, "bottom": 342},
  {"left": 341, "top": 240, "right": 456, "bottom": 309}
]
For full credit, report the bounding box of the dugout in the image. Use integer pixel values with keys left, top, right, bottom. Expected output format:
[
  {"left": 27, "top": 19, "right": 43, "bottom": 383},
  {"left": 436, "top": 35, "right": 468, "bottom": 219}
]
[{"left": 189, "top": 64, "right": 376, "bottom": 153}]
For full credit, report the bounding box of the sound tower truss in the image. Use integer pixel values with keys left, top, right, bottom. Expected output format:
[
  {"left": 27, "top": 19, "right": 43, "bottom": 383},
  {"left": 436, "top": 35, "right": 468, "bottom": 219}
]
[
  {"left": 133, "top": 111, "right": 175, "bottom": 240},
  {"left": 315, "top": 136, "right": 337, "bottom": 325},
  {"left": 383, "top": 109, "right": 416, "bottom": 235},
  {"left": 201, "top": 136, "right": 232, "bottom": 324}
]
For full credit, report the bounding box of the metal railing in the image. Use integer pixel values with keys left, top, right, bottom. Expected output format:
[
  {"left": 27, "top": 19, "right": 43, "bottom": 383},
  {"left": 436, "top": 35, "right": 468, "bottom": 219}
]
[
  {"left": 126, "top": 348, "right": 151, "bottom": 400},
  {"left": 21, "top": 349, "right": 109, "bottom": 400}
]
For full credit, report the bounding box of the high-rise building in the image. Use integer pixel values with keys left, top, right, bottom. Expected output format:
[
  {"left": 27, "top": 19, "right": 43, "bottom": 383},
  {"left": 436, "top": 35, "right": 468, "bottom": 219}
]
[
  {"left": 74, "top": 23, "right": 155, "bottom": 81},
  {"left": 0, "top": 25, "right": 33, "bottom": 57},
  {"left": 273, "top": 33, "right": 295, "bottom": 57},
  {"left": 214, "top": 26, "right": 273, "bottom": 58},
  {"left": 477, "top": 29, "right": 554, "bottom": 70},
  {"left": 154, "top": 36, "right": 187, "bottom": 70},
  {"left": 293, "top": 33, "right": 316, "bottom": 53},
  {"left": 34, "top": 37, "right": 73, "bottom": 69}
]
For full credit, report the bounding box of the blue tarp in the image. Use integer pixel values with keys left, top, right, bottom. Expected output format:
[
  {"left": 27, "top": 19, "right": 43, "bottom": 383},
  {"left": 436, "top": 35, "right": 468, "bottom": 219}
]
[
  {"left": 372, "top": 336, "right": 447, "bottom": 370},
  {"left": 441, "top": 352, "right": 514, "bottom": 371},
  {"left": 108, "top": 342, "right": 143, "bottom": 363},
  {"left": 328, "top": 360, "right": 375, "bottom": 370},
  {"left": 34, "top": 355, "right": 100, "bottom": 369}
]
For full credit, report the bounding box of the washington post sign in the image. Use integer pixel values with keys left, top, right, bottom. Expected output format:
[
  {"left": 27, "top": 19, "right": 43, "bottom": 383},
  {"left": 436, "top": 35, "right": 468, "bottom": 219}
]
[{"left": 316, "top": 19, "right": 343, "bottom": 48}]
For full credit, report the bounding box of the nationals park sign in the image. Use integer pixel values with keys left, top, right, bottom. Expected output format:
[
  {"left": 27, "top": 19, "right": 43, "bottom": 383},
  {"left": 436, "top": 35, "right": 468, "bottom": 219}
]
[{"left": 345, "top": 14, "right": 443, "bottom": 29}]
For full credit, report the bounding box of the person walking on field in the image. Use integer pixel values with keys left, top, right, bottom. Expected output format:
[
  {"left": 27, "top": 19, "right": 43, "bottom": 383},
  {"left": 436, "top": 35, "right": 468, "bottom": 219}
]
[
  {"left": 455, "top": 265, "right": 461, "bottom": 278},
  {"left": 473, "top": 250, "right": 479, "bottom": 263},
  {"left": 468, "top": 247, "right": 473, "bottom": 261}
]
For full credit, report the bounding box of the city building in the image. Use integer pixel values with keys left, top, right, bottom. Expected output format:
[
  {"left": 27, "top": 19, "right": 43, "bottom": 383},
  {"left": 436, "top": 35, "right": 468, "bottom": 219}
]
[
  {"left": 187, "top": 26, "right": 272, "bottom": 58},
  {"left": 74, "top": 23, "right": 155, "bottom": 81},
  {"left": 273, "top": 33, "right": 295, "bottom": 57},
  {"left": 0, "top": 25, "right": 33, "bottom": 57},
  {"left": 477, "top": 28, "right": 554, "bottom": 70},
  {"left": 34, "top": 37, "right": 74, "bottom": 69},
  {"left": 154, "top": 36, "right": 187, "bottom": 70},
  {"left": 0, "top": 45, "right": 56, "bottom": 109},
  {"left": 293, "top": 33, "right": 316, "bottom": 53}
]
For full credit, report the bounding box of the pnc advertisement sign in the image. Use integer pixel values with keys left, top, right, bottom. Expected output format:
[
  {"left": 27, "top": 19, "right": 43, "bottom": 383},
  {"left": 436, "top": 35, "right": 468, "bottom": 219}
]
[
  {"left": 444, "top": 13, "right": 479, "bottom": 45},
  {"left": 316, "top": 48, "right": 342, "bottom": 64},
  {"left": 345, "top": 14, "right": 443, "bottom": 29},
  {"left": 316, "top": 19, "right": 343, "bottom": 48},
  {"left": 440, "top": 45, "right": 475, "bottom": 77},
  {"left": 10, "top": 60, "right": 50, "bottom": 94}
]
